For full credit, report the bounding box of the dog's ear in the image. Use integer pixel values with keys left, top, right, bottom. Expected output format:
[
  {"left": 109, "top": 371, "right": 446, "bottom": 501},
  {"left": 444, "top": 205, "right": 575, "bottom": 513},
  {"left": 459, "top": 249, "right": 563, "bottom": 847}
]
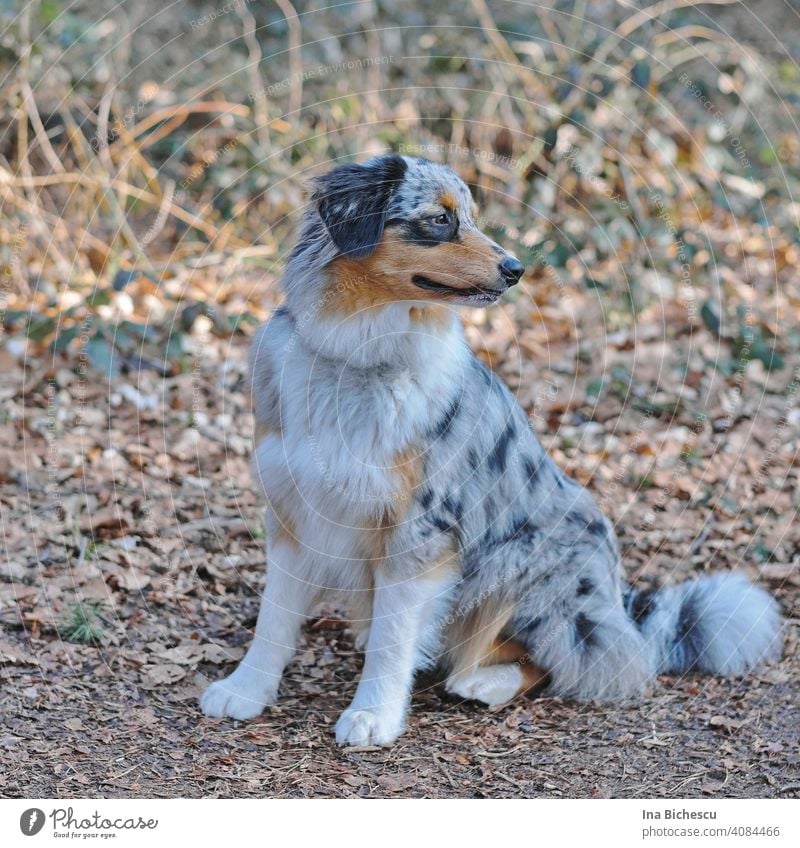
[{"left": 311, "top": 155, "right": 407, "bottom": 258}]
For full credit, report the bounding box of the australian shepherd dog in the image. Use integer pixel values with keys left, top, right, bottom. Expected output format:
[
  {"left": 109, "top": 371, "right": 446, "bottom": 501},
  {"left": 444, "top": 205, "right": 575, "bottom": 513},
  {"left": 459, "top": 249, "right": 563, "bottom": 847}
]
[{"left": 200, "top": 155, "right": 782, "bottom": 746}]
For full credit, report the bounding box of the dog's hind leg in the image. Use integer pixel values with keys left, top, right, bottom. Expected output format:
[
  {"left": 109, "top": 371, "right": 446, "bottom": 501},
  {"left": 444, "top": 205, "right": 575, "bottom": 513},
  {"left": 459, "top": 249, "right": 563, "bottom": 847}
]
[
  {"left": 445, "top": 611, "right": 549, "bottom": 706},
  {"left": 200, "top": 529, "right": 318, "bottom": 720}
]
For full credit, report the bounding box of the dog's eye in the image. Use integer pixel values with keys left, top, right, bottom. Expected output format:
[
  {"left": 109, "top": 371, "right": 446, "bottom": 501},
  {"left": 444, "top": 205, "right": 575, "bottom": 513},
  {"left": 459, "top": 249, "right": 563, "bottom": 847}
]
[{"left": 432, "top": 213, "right": 450, "bottom": 226}]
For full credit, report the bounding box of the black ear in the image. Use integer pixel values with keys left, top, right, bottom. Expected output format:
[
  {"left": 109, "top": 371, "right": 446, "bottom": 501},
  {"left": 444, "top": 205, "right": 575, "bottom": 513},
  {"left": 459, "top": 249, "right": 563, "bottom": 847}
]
[{"left": 312, "top": 155, "right": 407, "bottom": 258}]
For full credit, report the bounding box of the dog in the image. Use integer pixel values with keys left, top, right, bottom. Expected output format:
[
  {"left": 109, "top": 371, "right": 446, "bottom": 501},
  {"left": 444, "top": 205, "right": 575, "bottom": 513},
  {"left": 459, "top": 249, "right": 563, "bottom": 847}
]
[{"left": 200, "top": 154, "right": 783, "bottom": 746}]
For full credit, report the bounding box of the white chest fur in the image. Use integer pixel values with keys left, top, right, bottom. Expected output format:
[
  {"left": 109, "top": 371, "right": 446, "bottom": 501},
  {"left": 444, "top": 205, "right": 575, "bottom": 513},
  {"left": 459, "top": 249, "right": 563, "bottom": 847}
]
[{"left": 252, "top": 304, "right": 468, "bottom": 529}]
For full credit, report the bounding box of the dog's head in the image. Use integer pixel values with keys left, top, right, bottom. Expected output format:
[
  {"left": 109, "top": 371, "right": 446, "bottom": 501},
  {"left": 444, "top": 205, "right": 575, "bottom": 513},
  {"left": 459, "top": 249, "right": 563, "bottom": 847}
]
[{"left": 307, "top": 155, "right": 524, "bottom": 309}]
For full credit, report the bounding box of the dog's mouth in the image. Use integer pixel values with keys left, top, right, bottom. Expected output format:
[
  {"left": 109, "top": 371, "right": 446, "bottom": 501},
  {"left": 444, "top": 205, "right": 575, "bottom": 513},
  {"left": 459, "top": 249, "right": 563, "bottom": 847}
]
[{"left": 411, "top": 275, "right": 505, "bottom": 303}]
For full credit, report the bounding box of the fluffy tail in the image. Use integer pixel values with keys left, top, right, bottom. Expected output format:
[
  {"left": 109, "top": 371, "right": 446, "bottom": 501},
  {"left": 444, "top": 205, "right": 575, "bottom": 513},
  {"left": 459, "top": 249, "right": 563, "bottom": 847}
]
[{"left": 624, "top": 572, "right": 783, "bottom": 677}]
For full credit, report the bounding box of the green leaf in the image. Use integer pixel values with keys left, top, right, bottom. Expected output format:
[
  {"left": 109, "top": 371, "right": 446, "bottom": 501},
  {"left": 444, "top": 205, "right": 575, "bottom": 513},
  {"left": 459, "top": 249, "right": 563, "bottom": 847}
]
[
  {"left": 51, "top": 325, "right": 80, "bottom": 352},
  {"left": 586, "top": 378, "right": 605, "bottom": 398},
  {"left": 631, "top": 61, "right": 651, "bottom": 90},
  {"left": 700, "top": 300, "right": 721, "bottom": 335},
  {"left": 86, "top": 333, "right": 117, "bottom": 376},
  {"left": 112, "top": 269, "right": 141, "bottom": 290},
  {"left": 85, "top": 288, "right": 112, "bottom": 308},
  {"left": 26, "top": 315, "right": 55, "bottom": 342},
  {"left": 752, "top": 340, "right": 784, "bottom": 371},
  {"left": 166, "top": 331, "right": 185, "bottom": 362}
]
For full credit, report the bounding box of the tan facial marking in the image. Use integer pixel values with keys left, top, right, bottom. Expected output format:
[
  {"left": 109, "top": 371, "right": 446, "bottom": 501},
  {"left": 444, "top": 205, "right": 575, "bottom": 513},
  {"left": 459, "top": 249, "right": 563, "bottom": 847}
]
[
  {"left": 325, "top": 229, "right": 501, "bottom": 314},
  {"left": 440, "top": 192, "right": 458, "bottom": 210}
]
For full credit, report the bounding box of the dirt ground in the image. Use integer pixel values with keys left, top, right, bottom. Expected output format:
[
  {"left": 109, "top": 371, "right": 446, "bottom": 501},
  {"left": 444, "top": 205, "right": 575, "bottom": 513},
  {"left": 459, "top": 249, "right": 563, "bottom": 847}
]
[{"left": 1, "top": 310, "right": 798, "bottom": 799}]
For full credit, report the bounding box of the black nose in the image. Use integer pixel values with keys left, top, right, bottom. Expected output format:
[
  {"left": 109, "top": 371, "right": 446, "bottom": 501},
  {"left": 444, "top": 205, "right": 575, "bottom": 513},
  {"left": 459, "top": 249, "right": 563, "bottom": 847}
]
[{"left": 499, "top": 255, "right": 525, "bottom": 285}]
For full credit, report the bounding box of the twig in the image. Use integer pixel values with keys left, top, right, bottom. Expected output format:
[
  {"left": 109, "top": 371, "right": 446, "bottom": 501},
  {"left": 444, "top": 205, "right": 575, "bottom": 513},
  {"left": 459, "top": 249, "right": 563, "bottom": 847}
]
[
  {"left": 108, "top": 101, "right": 250, "bottom": 152},
  {"left": 495, "top": 770, "right": 526, "bottom": 790},
  {"left": 476, "top": 744, "right": 527, "bottom": 758},
  {"left": 613, "top": 0, "right": 739, "bottom": 45},
  {"left": 275, "top": 0, "right": 303, "bottom": 117},
  {"left": 559, "top": 0, "right": 740, "bottom": 119},
  {"left": 688, "top": 517, "right": 715, "bottom": 555},
  {"left": 433, "top": 753, "right": 458, "bottom": 789},
  {"left": 2, "top": 166, "right": 244, "bottom": 247},
  {"left": 535, "top": 2, "right": 570, "bottom": 67},
  {"left": 238, "top": 2, "right": 270, "bottom": 150},
  {"left": 141, "top": 178, "right": 176, "bottom": 246},
  {"left": 469, "top": 0, "right": 545, "bottom": 121},
  {"left": 76, "top": 537, "right": 89, "bottom": 568},
  {"left": 95, "top": 83, "right": 115, "bottom": 171},
  {"left": 19, "top": 82, "right": 65, "bottom": 174},
  {"left": 62, "top": 109, "right": 156, "bottom": 274}
]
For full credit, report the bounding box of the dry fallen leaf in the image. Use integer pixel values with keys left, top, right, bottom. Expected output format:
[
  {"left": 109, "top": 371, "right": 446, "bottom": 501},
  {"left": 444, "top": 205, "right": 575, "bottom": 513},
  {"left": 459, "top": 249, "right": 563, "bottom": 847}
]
[
  {"left": 376, "top": 773, "right": 418, "bottom": 792},
  {"left": 141, "top": 664, "right": 188, "bottom": 687}
]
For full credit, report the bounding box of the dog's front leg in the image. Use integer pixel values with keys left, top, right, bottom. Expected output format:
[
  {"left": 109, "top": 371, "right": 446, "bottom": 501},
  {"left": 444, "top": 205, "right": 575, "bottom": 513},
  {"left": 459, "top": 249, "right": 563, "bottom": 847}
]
[
  {"left": 200, "top": 534, "right": 316, "bottom": 720},
  {"left": 335, "top": 570, "right": 445, "bottom": 747}
]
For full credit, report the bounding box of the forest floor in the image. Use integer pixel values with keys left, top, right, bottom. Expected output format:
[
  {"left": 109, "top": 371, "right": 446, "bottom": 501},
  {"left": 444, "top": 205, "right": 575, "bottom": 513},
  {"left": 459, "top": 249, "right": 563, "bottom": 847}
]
[{"left": 1, "top": 310, "right": 797, "bottom": 798}]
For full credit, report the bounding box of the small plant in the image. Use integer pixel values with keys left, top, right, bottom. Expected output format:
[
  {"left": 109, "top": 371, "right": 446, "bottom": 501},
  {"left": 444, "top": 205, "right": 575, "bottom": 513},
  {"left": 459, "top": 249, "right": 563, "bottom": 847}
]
[{"left": 60, "top": 601, "right": 105, "bottom": 645}]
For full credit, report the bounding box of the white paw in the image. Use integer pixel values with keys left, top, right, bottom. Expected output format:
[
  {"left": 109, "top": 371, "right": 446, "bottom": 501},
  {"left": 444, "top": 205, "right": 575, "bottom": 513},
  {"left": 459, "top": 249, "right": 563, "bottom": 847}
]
[
  {"left": 445, "top": 664, "right": 522, "bottom": 707},
  {"left": 335, "top": 706, "right": 404, "bottom": 747},
  {"left": 199, "top": 670, "right": 277, "bottom": 720}
]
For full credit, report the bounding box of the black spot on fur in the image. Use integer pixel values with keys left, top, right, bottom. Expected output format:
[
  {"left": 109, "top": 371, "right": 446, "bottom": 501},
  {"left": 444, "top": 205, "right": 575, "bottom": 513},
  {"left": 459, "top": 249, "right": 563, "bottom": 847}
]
[
  {"left": 566, "top": 512, "right": 607, "bottom": 545},
  {"left": 587, "top": 519, "right": 606, "bottom": 537},
  {"left": 522, "top": 455, "right": 541, "bottom": 491},
  {"left": 627, "top": 587, "right": 658, "bottom": 624},
  {"left": 467, "top": 448, "right": 480, "bottom": 470},
  {"left": 432, "top": 396, "right": 461, "bottom": 439},
  {"left": 461, "top": 553, "right": 479, "bottom": 580},
  {"left": 516, "top": 614, "right": 549, "bottom": 649},
  {"left": 429, "top": 512, "right": 455, "bottom": 534},
  {"left": 574, "top": 612, "right": 598, "bottom": 648},
  {"left": 507, "top": 514, "right": 534, "bottom": 541},
  {"left": 442, "top": 495, "right": 464, "bottom": 523},
  {"left": 488, "top": 422, "right": 516, "bottom": 473},
  {"left": 489, "top": 514, "right": 537, "bottom": 548},
  {"left": 674, "top": 592, "right": 704, "bottom": 671},
  {"left": 576, "top": 577, "right": 594, "bottom": 597},
  {"left": 419, "top": 488, "right": 434, "bottom": 510},
  {"left": 313, "top": 155, "right": 407, "bottom": 258}
]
